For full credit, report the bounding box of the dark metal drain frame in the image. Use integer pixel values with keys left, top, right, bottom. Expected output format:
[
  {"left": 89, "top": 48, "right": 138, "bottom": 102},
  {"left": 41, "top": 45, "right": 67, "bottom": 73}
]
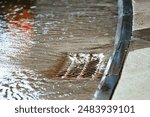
[{"left": 93, "top": 0, "right": 133, "bottom": 100}]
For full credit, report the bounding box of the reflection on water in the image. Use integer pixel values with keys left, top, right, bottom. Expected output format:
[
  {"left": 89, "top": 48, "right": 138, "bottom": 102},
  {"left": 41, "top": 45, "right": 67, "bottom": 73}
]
[
  {"left": 0, "top": 0, "right": 39, "bottom": 99},
  {"left": 0, "top": 0, "right": 117, "bottom": 99}
]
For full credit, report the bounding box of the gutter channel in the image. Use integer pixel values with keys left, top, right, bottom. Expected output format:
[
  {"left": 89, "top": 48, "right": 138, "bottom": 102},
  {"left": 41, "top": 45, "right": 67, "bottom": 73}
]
[{"left": 93, "top": 0, "right": 133, "bottom": 100}]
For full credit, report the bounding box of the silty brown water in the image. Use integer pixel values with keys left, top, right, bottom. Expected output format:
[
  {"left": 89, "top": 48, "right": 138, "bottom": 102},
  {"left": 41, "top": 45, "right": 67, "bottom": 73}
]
[{"left": 0, "top": 0, "right": 117, "bottom": 99}]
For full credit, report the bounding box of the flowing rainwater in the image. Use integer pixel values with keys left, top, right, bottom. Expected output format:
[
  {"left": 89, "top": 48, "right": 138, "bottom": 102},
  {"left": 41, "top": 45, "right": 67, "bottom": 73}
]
[{"left": 0, "top": 0, "right": 117, "bottom": 99}]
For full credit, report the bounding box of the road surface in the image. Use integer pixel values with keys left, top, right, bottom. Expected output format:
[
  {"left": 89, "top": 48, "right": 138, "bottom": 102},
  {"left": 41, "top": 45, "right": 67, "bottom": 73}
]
[{"left": 0, "top": 0, "right": 117, "bottom": 100}]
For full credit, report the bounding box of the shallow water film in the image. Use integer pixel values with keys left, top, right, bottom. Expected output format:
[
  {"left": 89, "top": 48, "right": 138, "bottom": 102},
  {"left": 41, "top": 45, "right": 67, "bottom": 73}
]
[{"left": 0, "top": 0, "right": 117, "bottom": 100}]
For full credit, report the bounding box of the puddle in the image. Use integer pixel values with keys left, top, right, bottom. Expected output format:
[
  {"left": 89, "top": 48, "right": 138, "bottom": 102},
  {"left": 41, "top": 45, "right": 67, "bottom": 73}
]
[{"left": 0, "top": 0, "right": 117, "bottom": 100}]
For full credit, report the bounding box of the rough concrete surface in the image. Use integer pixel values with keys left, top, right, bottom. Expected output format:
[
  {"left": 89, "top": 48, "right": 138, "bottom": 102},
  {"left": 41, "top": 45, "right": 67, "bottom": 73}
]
[
  {"left": 112, "top": 48, "right": 150, "bottom": 99},
  {"left": 133, "top": 0, "right": 150, "bottom": 30}
]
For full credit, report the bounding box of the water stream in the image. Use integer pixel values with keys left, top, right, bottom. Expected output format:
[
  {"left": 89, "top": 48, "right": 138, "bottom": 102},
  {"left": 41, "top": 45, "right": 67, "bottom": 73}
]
[{"left": 0, "top": 0, "right": 117, "bottom": 100}]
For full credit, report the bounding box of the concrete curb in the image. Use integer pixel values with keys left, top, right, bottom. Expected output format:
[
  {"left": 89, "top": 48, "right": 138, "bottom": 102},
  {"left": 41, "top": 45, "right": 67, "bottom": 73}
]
[
  {"left": 112, "top": 47, "right": 150, "bottom": 100},
  {"left": 93, "top": 0, "right": 133, "bottom": 100}
]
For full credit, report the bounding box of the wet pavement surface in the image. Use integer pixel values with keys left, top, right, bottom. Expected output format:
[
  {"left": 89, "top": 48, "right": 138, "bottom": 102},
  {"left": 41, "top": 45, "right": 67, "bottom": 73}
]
[
  {"left": 0, "top": 0, "right": 117, "bottom": 100},
  {"left": 130, "top": 28, "right": 150, "bottom": 51}
]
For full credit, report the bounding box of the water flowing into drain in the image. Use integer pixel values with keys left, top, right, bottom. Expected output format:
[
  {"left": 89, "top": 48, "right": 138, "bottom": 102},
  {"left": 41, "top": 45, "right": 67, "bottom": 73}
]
[{"left": 0, "top": 0, "right": 117, "bottom": 100}]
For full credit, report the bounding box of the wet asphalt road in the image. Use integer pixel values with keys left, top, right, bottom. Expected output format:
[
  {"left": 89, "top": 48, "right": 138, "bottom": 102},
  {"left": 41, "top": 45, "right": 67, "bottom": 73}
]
[{"left": 0, "top": 0, "right": 117, "bottom": 100}]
